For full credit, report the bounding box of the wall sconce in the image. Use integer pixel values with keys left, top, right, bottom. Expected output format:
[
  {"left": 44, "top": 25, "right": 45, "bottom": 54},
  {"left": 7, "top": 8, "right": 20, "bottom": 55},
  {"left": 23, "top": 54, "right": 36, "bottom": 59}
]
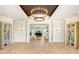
[
  {"left": 55, "top": 27, "right": 59, "bottom": 31},
  {"left": 20, "top": 26, "right": 23, "bottom": 31}
]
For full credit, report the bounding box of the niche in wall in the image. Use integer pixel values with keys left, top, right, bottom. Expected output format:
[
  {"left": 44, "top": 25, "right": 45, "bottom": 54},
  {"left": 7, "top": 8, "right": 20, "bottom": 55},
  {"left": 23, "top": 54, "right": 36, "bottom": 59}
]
[
  {"left": 67, "top": 24, "right": 75, "bottom": 46},
  {"left": 0, "top": 22, "right": 12, "bottom": 49},
  {"left": 66, "top": 22, "right": 79, "bottom": 49}
]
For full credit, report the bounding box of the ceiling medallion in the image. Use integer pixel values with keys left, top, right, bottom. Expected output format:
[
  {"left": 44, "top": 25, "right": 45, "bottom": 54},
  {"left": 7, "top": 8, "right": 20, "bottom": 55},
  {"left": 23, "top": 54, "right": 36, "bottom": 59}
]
[{"left": 30, "top": 7, "right": 48, "bottom": 21}]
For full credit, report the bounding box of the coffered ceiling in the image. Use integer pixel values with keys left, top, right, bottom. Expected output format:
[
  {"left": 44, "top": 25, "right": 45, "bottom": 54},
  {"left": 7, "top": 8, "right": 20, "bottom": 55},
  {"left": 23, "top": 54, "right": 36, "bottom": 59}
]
[{"left": 20, "top": 5, "right": 58, "bottom": 16}]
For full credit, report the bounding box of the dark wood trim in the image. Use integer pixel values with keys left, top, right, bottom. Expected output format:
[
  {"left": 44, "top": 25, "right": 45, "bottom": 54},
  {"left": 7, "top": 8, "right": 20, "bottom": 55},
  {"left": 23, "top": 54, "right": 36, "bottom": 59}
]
[
  {"left": 20, "top": 5, "right": 29, "bottom": 16},
  {"left": 50, "top": 5, "right": 59, "bottom": 16},
  {"left": 19, "top": 5, "right": 59, "bottom": 16}
]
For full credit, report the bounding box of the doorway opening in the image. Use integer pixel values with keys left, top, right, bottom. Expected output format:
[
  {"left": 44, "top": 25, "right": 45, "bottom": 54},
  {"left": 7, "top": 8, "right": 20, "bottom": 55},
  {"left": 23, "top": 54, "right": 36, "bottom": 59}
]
[{"left": 30, "top": 24, "right": 49, "bottom": 42}]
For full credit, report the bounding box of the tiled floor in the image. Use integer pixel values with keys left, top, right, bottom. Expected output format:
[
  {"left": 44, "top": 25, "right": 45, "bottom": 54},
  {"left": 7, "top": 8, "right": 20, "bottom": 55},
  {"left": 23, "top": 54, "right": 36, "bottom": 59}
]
[{"left": 0, "top": 39, "right": 79, "bottom": 54}]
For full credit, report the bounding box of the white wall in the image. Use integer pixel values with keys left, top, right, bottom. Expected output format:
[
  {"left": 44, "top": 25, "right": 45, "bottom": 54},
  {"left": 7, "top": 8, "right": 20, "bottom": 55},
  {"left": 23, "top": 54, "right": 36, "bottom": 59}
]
[
  {"left": 65, "top": 15, "right": 79, "bottom": 24},
  {"left": 13, "top": 20, "right": 26, "bottom": 42},
  {"left": 0, "top": 15, "right": 13, "bottom": 24},
  {"left": 53, "top": 20, "right": 65, "bottom": 42},
  {"left": 50, "top": 5, "right": 79, "bottom": 42}
]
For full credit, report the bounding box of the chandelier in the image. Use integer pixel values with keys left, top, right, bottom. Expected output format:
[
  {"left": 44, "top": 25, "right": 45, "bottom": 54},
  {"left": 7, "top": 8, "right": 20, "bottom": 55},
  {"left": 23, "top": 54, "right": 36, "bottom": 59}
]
[{"left": 30, "top": 7, "right": 48, "bottom": 21}]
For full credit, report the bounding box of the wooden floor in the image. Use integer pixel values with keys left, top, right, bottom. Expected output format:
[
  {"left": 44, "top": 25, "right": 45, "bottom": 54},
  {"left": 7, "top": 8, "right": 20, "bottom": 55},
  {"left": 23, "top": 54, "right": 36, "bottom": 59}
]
[{"left": 0, "top": 38, "right": 79, "bottom": 54}]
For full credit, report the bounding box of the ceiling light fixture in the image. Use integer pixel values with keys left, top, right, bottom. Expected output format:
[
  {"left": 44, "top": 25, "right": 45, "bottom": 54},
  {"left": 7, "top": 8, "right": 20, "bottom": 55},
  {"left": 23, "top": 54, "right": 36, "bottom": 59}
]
[{"left": 30, "top": 7, "right": 48, "bottom": 21}]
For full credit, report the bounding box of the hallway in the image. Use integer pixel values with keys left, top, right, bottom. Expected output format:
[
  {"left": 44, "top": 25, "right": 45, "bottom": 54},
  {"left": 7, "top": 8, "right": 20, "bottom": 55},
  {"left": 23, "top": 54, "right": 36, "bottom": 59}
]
[{"left": 0, "top": 39, "right": 79, "bottom": 54}]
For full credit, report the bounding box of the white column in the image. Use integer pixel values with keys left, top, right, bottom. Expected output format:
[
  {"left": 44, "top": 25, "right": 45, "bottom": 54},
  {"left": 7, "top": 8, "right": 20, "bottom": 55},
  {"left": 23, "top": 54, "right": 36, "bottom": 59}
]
[
  {"left": 12, "top": 24, "right": 14, "bottom": 44},
  {"left": 26, "top": 23, "right": 30, "bottom": 43},
  {"left": 49, "top": 20, "right": 52, "bottom": 43}
]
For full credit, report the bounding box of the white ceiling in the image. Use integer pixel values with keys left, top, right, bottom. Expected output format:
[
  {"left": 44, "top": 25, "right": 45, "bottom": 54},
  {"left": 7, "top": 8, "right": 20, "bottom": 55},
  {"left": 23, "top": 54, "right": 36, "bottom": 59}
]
[
  {"left": 0, "top": 5, "right": 79, "bottom": 21},
  {"left": 0, "top": 5, "right": 29, "bottom": 20},
  {"left": 50, "top": 5, "right": 79, "bottom": 20}
]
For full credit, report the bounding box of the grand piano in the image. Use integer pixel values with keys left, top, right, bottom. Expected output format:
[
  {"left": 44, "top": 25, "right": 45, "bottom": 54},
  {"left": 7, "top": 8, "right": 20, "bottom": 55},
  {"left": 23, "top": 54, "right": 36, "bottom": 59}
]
[{"left": 35, "top": 30, "right": 42, "bottom": 37}]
